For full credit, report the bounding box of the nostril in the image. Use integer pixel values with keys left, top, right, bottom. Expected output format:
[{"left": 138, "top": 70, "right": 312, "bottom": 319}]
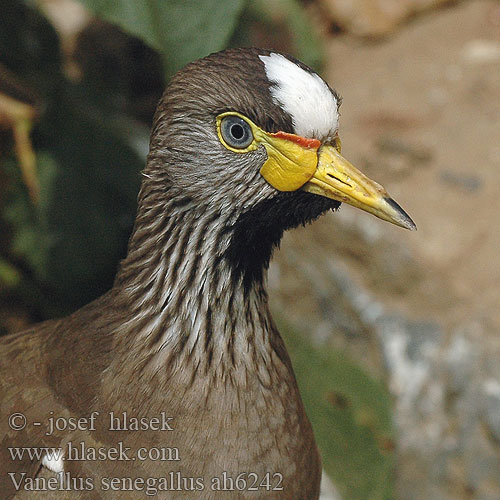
[{"left": 326, "top": 173, "right": 352, "bottom": 188}]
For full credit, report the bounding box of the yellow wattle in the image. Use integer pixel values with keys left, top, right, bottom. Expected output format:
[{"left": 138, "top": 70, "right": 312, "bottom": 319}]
[{"left": 256, "top": 129, "right": 319, "bottom": 191}]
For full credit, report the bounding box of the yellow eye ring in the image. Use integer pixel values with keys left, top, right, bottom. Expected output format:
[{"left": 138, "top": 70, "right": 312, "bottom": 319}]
[
  {"left": 216, "top": 112, "right": 259, "bottom": 153},
  {"left": 216, "top": 111, "right": 320, "bottom": 192}
]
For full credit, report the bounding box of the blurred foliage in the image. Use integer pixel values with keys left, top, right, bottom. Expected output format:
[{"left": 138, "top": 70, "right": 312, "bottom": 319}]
[
  {"left": 76, "top": 0, "right": 247, "bottom": 78},
  {"left": 281, "top": 318, "right": 394, "bottom": 500},
  {"left": 0, "top": 0, "right": 323, "bottom": 316},
  {"left": 76, "top": 0, "right": 322, "bottom": 79},
  {"left": 0, "top": 2, "right": 394, "bottom": 497},
  {"left": 1, "top": 0, "right": 144, "bottom": 315},
  {"left": 0, "top": 258, "right": 20, "bottom": 288},
  {"left": 231, "top": 0, "right": 323, "bottom": 71}
]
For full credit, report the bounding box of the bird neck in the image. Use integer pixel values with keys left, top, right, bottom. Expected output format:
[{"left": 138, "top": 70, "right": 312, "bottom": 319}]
[{"left": 113, "top": 180, "right": 285, "bottom": 381}]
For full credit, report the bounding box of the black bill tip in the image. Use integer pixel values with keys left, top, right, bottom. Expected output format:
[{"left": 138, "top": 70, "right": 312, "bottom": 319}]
[{"left": 384, "top": 197, "right": 417, "bottom": 231}]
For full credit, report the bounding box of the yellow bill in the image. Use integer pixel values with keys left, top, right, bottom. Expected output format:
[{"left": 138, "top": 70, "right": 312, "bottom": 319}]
[
  {"left": 301, "top": 144, "right": 416, "bottom": 230},
  {"left": 257, "top": 130, "right": 415, "bottom": 230}
]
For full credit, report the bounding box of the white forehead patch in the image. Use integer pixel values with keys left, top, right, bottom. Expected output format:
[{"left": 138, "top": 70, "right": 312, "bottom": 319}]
[{"left": 259, "top": 53, "right": 339, "bottom": 141}]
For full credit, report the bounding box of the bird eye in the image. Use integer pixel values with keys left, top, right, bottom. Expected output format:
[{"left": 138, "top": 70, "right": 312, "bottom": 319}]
[{"left": 220, "top": 115, "right": 254, "bottom": 149}]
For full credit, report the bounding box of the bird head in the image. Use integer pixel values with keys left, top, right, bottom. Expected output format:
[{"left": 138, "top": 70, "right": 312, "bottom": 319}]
[
  {"left": 144, "top": 48, "right": 415, "bottom": 282},
  {"left": 148, "top": 48, "right": 414, "bottom": 230}
]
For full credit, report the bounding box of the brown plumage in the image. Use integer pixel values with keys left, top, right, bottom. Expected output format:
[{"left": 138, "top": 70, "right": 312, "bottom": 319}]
[{"left": 1, "top": 47, "right": 414, "bottom": 499}]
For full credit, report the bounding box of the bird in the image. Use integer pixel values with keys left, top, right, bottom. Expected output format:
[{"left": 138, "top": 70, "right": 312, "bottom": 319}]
[{"left": 0, "top": 47, "right": 415, "bottom": 499}]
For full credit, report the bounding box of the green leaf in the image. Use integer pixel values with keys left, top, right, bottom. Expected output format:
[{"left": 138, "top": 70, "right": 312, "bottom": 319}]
[
  {"left": 75, "top": 0, "right": 247, "bottom": 77},
  {"left": 279, "top": 0, "right": 323, "bottom": 70},
  {"left": 248, "top": 0, "right": 324, "bottom": 70},
  {"left": 0, "top": 259, "right": 21, "bottom": 289},
  {"left": 278, "top": 317, "right": 395, "bottom": 500}
]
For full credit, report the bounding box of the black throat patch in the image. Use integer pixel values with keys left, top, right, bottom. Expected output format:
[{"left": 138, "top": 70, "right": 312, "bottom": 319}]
[{"left": 225, "top": 191, "right": 340, "bottom": 290}]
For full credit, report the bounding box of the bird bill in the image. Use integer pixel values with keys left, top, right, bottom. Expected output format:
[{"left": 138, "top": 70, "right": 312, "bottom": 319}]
[{"left": 302, "top": 144, "right": 416, "bottom": 230}]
